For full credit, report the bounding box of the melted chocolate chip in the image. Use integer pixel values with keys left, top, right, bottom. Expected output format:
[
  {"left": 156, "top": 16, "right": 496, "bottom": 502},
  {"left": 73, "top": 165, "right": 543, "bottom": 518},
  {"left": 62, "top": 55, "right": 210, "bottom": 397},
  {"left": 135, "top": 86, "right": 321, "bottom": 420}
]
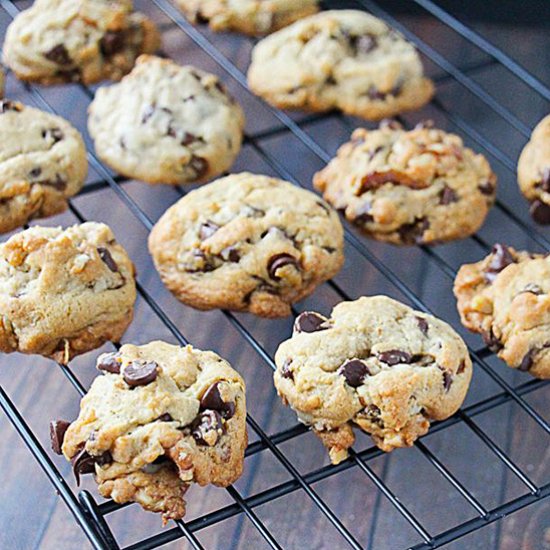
[
  {"left": 181, "top": 132, "right": 203, "bottom": 146},
  {"left": 398, "top": 218, "right": 429, "bottom": 245},
  {"left": 520, "top": 283, "right": 543, "bottom": 295},
  {"left": 281, "top": 359, "right": 294, "bottom": 380},
  {"left": 363, "top": 404, "right": 384, "bottom": 427},
  {"left": 349, "top": 33, "right": 377, "bottom": 55},
  {"left": 354, "top": 203, "right": 374, "bottom": 224},
  {"left": 519, "top": 348, "right": 537, "bottom": 372},
  {"left": 439, "top": 186, "right": 458, "bottom": 205},
  {"left": 338, "top": 360, "right": 370, "bottom": 387},
  {"left": 482, "top": 328, "right": 503, "bottom": 352},
  {"left": 294, "top": 312, "right": 328, "bottom": 334},
  {"left": 416, "top": 316, "right": 429, "bottom": 335},
  {"left": 100, "top": 31, "right": 125, "bottom": 56},
  {"left": 440, "top": 368, "right": 452, "bottom": 391},
  {"left": 71, "top": 448, "right": 96, "bottom": 485},
  {"left": 37, "top": 174, "right": 67, "bottom": 191},
  {"left": 123, "top": 360, "right": 159, "bottom": 387},
  {"left": 199, "top": 221, "right": 219, "bottom": 240},
  {"left": 478, "top": 181, "right": 495, "bottom": 195},
  {"left": 378, "top": 350, "right": 412, "bottom": 365},
  {"left": 457, "top": 360, "right": 466, "bottom": 374},
  {"left": 0, "top": 100, "right": 22, "bottom": 113},
  {"left": 29, "top": 167, "right": 42, "bottom": 179},
  {"left": 97, "top": 352, "right": 121, "bottom": 374},
  {"left": 219, "top": 246, "right": 240, "bottom": 262},
  {"left": 95, "top": 451, "right": 113, "bottom": 467},
  {"left": 188, "top": 156, "right": 208, "bottom": 179},
  {"left": 44, "top": 44, "right": 72, "bottom": 65},
  {"left": 156, "top": 413, "right": 174, "bottom": 422},
  {"left": 485, "top": 244, "right": 515, "bottom": 283},
  {"left": 97, "top": 247, "right": 118, "bottom": 272},
  {"left": 50, "top": 420, "right": 70, "bottom": 455},
  {"left": 192, "top": 410, "right": 224, "bottom": 446},
  {"left": 200, "top": 382, "right": 235, "bottom": 419},
  {"left": 530, "top": 200, "right": 550, "bottom": 225},
  {"left": 42, "top": 128, "right": 64, "bottom": 144},
  {"left": 267, "top": 253, "right": 299, "bottom": 280}
]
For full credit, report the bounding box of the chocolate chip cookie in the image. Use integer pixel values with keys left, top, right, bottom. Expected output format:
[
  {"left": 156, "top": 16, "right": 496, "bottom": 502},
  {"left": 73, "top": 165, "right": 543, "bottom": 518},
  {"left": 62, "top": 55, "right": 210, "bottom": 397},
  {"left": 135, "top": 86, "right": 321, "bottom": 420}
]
[
  {"left": 314, "top": 121, "right": 497, "bottom": 245},
  {"left": 3, "top": 0, "right": 160, "bottom": 85},
  {"left": 274, "top": 295, "right": 472, "bottom": 463},
  {"left": 517, "top": 114, "right": 550, "bottom": 225},
  {"left": 52, "top": 340, "right": 247, "bottom": 522},
  {"left": 0, "top": 100, "right": 87, "bottom": 233},
  {"left": 247, "top": 10, "right": 434, "bottom": 120},
  {"left": 0, "top": 222, "right": 136, "bottom": 364},
  {"left": 148, "top": 172, "right": 344, "bottom": 317},
  {"left": 88, "top": 55, "right": 245, "bottom": 185},
  {"left": 177, "top": 0, "right": 319, "bottom": 36},
  {"left": 454, "top": 244, "right": 550, "bottom": 379}
]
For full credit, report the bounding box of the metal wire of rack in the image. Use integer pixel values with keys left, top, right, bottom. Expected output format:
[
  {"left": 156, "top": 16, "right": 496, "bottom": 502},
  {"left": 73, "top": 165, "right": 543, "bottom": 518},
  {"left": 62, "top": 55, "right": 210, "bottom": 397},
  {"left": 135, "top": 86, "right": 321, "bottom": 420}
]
[{"left": 0, "top": 0, "right": 548, "bottom": 549}]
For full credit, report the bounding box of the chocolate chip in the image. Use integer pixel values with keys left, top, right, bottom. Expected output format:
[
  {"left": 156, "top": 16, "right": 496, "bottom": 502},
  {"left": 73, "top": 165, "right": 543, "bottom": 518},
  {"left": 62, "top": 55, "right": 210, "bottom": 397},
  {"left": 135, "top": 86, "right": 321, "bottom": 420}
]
[
  {"left": 192, "top": 410, "right": 224, "bottom": 446},
  {"left": 42, "top": 128, "right": 64, "bottom": 143},
  {"left": 220, "top": 246, "right": 240, "bottom": 262},
  {"left": 29, "top": 167, "right": 42, "bottom": 179},
  {"left": 71, "top": 448, "right": 95, "bottom": 485},
  {"left": 519, "top": 348, "right": 536, "bottom": 372},
  {"left": 200, "top": 382, "right": 235, "bottom": 419},
  {"left": 44, "top": 44, "right": 72, "bottom": 65},
  {"left": 482, "top": 328, "right": 503, "bottom": 352},
  {"left": 378, "top": 350, "right": 412, "bottom": 365},
  {"left": 439, "top": 185, "right": 458, "bottom": 205},
  {"left": 37, "top": 174, "right": 67, "bottom": 191},
  {"left": 539, "top": 168, "right": 550, "bottom": 192},
  {"left": 398, "top": 218, "right": 429, "bottom": 244},
  {"left": 97, "top": 247, "right": 118, "bottom": 272},
  {"left": 123, "top": 360, "right": 159, "bottom": 387},
  {"left": 100, "top": 31, "right": 125, "bottom": 56},
  {"left": 439, "top": 368, "right": 452, "bottom": 391},
  {"left": 485, "top": 244, "right": 515, "bottom": 283},
  {"left": 520, "top": 283, "right": 543, "bottom": 295},
  {"left": 199, "top": 221, "right": 219, "bottom": 240},
  {"left": 530, "top": 200, "right": 550, "bottom": 225},
  {"left": 294, "top": 311, "right": 329, "bottom": 333},
  {"left": 95, "top": 451, "right": 113, "bottom": 467},
  {"left": 457, "top": 360, "right": 466, "bottom": 374},
  {"left": 338, "top": 360, "right": 370, "bottom": 387},
  {"left": 0, "top": 100, "right": 22, "bottom": 113},
  {"left": 156, "top": 413, "right": 173, "bottom": 422},
  {"left": 354, "top": 203, "right": 374, "bottom": 224},
  {"left": 267, "top": 253, "right": 299, "bottom": 280},
  {"left": 416, "top": 316, "right": 429, "bottom": 335},
  {"left": 349, "top": 33, "right": 377, "bottom": 55},
  {"left": 97, "top": 352, "right": 121, "bottom": 374},
  {"left": 188, "top": 155, "right": 208, "bottom": 179},
  {"left": 281, "top": 359, "right": 294, "bottom": 380},
  {"left": 181, "top": 132, "right": 203, "bottom": 146},
  {"left": 50, "top": 420, "right": 70, "bottom": 455},
  {"left": 478, "top": 181, "right": 495, "bottom": 195},
  {"left": 363, "top": 404, "right": 384, "bottom": 427}
]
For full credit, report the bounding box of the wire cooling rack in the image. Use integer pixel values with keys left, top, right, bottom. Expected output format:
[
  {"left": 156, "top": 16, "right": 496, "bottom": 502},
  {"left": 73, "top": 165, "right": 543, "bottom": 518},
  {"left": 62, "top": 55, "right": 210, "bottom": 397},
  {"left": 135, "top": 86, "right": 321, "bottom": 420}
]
[{"left": 0, "top": 1, "right": 549, "bottom": 549}]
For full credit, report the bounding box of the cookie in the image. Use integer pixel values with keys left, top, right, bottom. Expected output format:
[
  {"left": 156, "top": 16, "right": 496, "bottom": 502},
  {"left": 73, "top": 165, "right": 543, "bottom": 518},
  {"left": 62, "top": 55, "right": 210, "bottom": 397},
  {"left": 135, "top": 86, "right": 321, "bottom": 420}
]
[
  {"left": 177, "top": 0, "right": 319, "bottom": 36},
  {"left": 0, "top": 100, "right": 87, "bottom": 233},
  {"left": 0, "top": 222, "right": 136, "bottom": 364},
  {"left": 454, "top": 244, "right": 550, "bottom": 379},
  {"left": 517, "top": 114, "right": 550, "bottom": 225},
  {"left": 2, "top": 0, "right": 160, "bottom": 85},
  {"left": 88, "top": 55, "right": 245, "bottom": 185},
  {"left": 148, "top": 172, "right": 344, "bottom": 317},
  {"left": 274, "top": 295, "right": 472, "bottom": 463},
  {"left": 247, "top": 10, "right": 434, "bottom": 120},
  {"left": 52, "top": 340, "right": 247, "bottom": 522},
  {"left": 313, "top": 121, "right": 497, "bottom": 245}
]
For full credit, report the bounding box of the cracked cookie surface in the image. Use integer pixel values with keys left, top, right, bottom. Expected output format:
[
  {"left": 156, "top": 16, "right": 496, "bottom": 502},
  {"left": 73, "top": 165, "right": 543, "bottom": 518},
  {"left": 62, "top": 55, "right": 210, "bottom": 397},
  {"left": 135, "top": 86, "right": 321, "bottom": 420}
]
[
  {"left": 454, "top": 244, "right": 550, "bottom": 379},
  {"left": 54, "top": 340, "right": 247, "bottom": 521},
  {"left": 88, "top": 55, "right": 245, "bottom": 185},
  {"left": 517, "top": 114, "right": 550, "bottom": 225},
  {"left": 176, "top": 0, "right": 319, "bottom": 36},
  {"left": 148, "top": 172, "right": 344, "bottom": 317},
  {"left": 247, "top": 10, "right": 434, "bottom": 120},
  {"left": 274, "top": 295, "right": 472, "bottom": 463},
  {"left": 0, "top": 222, "right": 136, "bottom": 363},
  {"left": 3, "top": 0, "right": 160, "bottom": 85},
  {"left": 0, "top": 100, "right": 87, "bottom": 233},
  {"left": 314, "top": 121, "right": 496, "bottom": 245}
]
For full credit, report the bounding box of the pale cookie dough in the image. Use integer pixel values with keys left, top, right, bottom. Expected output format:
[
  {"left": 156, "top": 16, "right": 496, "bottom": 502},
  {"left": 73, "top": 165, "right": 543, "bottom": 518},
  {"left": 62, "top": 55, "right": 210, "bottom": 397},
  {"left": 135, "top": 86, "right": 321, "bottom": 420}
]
[
  {"left": 148, "top": 172, "right": 344, "bottom": 317},
  {"left": 454, "top": 244, "right": 550, "bottom": 379},
  {"left": 2, "top": 0, "right": 160, "bottom": 85},
  {"left": 51, "top": 341, "right": 247, "bottom": 522},
  {"left": 88, "top": 55, "right": 245, "bottom": 185},
  {"left": 0, "top": 222, "right": 136, "bottom": 364},
  {"left": 314, "top": 120, "right": 496, "bottom": 245},
  {"left": 517, "top": 114, "right": 550, "bottom": 225},
  {"left": 0, "top": 100, "right": 87, "bottom": 233},
  {"left": 247, "top": 10, "right": 434, "bottom": 120},
  {"left": 177, "top": 0, "right": 319, "bottom": 36},
  {"left": 274, "top": 296, "right": 472, "bottom": 463}
]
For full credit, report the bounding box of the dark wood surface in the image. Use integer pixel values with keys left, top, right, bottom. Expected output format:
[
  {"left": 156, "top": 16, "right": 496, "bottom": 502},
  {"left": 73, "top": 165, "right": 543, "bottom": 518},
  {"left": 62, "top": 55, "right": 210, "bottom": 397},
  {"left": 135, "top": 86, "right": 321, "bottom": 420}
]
[{"left": 0, "top": 1, "right": 548, "bottom": 549}]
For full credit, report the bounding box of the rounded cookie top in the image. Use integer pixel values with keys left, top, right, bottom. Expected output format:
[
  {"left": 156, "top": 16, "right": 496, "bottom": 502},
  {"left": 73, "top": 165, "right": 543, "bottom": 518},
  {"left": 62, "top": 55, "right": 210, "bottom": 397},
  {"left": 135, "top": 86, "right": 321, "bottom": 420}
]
[
  {"left": 2, "top": 0, "right": 160, "bottom": 85},
  {"left": 148, "top": 172, "right": 344, "bottom": 317},
  {"left": 517, "top": 114, "right": 550, "bottom": 225},
  {"left": 274, "top": 295, "right": 472, "bottom": 463},
  {"left": 314, "top": 121, "right": 496, "bottom": 245},
  {"left": 177, "top": 0, "right": 319, "bottom": 35},
  {"left": 0, "top": 222, "right": 136, "bottom": 363},
  {"left": 0, "top": 100, "right": 87, "bottom": 233},
  {"left": 88, "top": 55, "right": 245, "bottom": 185},
  {"left": 454, "top": 243, "right": 550, "bottom": 379},
  {"left": 57, "top": 340, "right": 247, "bottom": 521},
  {"left": 247, "top": 10, "right": 434, "bottom": 120}
]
